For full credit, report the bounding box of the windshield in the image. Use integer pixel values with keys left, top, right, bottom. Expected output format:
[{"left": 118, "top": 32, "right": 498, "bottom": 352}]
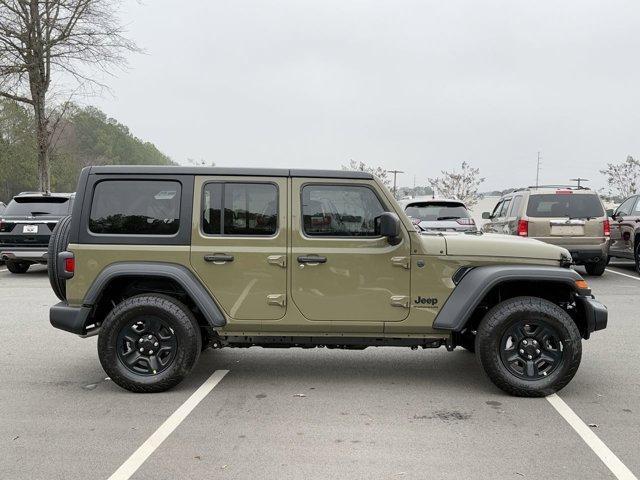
[
  {"left": 405, "top": 202, "right": 470, "bottom": 221},
  {"left": 3, "top": 197, "right": 71, "bottom": 216},
  {"left": 526, "top": 194, "right": 604, "bottom": 218}
]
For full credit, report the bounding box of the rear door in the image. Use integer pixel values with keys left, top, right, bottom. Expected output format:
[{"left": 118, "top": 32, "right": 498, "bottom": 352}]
[
  {"left": 504, "top": 195, "right": 523, "bottom": 234},
  {"left": 190, "top": 176, "right": 288, "bottom": 324},
  {"left": 290, "top": 178, "right": 410, "bottom": 324}
]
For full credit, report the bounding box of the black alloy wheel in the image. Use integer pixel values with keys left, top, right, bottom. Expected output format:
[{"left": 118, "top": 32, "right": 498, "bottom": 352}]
[
  {"left": 116, "top": 315, "right": 178, "bottom": 375},
  {"left": 499, "top": 321, "right": 563, "bottom": 381}
]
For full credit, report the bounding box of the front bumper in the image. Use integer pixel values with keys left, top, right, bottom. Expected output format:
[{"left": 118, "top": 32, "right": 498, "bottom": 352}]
[
  {"left": 575, "top": 295, "right": 608, "bottom": 338},
  {"left": 50, "top": 302, "right": 92, "bottom": 335},
  {"left": 1, "top": 249, "right": 48, "bottom": 263}
]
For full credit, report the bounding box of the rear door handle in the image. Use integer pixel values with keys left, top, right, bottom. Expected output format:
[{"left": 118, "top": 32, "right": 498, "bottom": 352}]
[
  {"left": 204, "top": 254, "right": 234, "bottom": 264},
  {"left": 297, "top": 255, "right": 327, "bottom": 265}
]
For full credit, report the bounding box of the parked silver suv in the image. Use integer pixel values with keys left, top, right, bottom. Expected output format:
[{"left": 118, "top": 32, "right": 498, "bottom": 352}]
[{"left": 481, "top": 186, "right": 610, "bottom": 275}]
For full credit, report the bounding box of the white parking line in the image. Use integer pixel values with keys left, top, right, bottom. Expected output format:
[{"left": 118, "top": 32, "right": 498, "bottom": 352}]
[
  {"left": 546, "top": 394, "right": 637, "bottom": 480},
  {"left": 108, "top": 369, "right": 229, "bottom": 480},
  {"left": 606, "top": 268, "right": 640, "bottom": 281}
]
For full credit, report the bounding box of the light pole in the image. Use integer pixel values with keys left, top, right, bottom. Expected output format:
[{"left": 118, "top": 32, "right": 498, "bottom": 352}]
[{"left": 388, "top": 170, "right": 404, "bottom": 199}]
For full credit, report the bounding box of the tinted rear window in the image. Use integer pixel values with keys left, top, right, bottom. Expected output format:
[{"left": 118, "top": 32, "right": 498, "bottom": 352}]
[
  {"left": 526, "top": 194, "right": 604, "bottom": 218},
  {"left": 405, "top": 202, "right": 469, "bottom": 221},
  {"left": 89, "top": 180, "right": 181, "bottom": 235},
  {"left": 4, "top": 197, "right": 71, "bottom": 216}
]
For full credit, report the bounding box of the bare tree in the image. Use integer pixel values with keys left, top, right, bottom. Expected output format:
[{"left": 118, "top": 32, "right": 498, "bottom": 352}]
[
  {"left": 0, "top": 0, "right": 138, "bottom": 191},
  {"left": 341, "top": 159, "right": 392, "bottom": 189},
  {"left": 600, "top": 155, "right": 640, "bottom": 199},
  {"left": 428, "top": 161, "right": 485, "bottom": 207}
]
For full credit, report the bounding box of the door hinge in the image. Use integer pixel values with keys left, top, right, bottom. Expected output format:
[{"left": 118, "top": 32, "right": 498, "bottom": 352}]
[
  {"left": 391, "top": 256, "right": 410, "bottom": 269},
  {"left": 390, "top": 295, "right": 410, "bottom": 308},
  {"left": 267, "top": 255, "right": 286, "bottom": 268},
  {"left": 267, "top": 294, "right": 286, "bottom": 307}
]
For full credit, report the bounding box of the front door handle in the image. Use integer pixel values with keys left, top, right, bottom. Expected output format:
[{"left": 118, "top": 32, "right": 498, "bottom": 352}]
[
  {"left": 204, "top": 254, "right": 234, "bottom": 264},
  {"left": 297, "top": 255, "right": 327, "bottom": 265}
]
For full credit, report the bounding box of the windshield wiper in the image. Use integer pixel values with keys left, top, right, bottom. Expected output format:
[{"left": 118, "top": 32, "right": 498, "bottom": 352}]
[
  {"left": 436, "top": 216, "right": 461, "bottom": 221},
  {"left": 30, "top": 211, "right": 51, "bottom": 216}
]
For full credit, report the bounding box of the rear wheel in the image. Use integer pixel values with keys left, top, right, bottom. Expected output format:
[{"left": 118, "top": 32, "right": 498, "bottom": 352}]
[
  {"left": 476, "top": 296, "right": 582, "bottom": 397},
  {"left": 585, "top": 258, "right": 606, "bottom": 276},
  {"left": 6, "top": 261, "right": 30, "bottom": 274},
  {"left": 98, "top": 294, "right": 202, "bottom": 393}
]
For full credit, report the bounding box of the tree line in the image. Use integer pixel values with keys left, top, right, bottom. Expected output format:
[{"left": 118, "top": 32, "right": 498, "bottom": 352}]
[{"left": 0, "top": 99, "right": 172, "bottom": 200}]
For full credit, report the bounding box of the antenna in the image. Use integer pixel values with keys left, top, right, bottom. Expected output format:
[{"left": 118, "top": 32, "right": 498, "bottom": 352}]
[{"left": 570, "top": 178, "right": 589, "bottom": 188}]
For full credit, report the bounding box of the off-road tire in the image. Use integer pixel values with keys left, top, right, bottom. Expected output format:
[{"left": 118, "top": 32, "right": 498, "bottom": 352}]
[
  {"left": 98, "top": 294, "right": 202, "bottom": 393},
  {"left": 476, "top": 296, "right": 582, "bottom": 397},
  {"left": 635, "top": 243, "right": 640, "bottom": 274},
  {"left": 585, "top": 258, "right": 606, "bottom": 276},
  {"left": 6, "top": 261, "right": 30, "bottom": 274},
  {"left": 47, "top": 215, "right": 72, "bottom": 301}
]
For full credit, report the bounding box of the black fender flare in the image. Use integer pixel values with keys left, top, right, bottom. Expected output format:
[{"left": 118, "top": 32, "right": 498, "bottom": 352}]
[
  {"left": 433, "top": 265, "right": 585, "bottom": 331},
  {"left": 84, "top": 262, "right": 226, "bottom": 327}
]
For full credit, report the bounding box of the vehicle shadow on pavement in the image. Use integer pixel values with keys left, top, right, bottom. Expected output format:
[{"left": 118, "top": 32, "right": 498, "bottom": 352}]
[{"left": 191, "top": 348, "right": 499, "bottom": 397}]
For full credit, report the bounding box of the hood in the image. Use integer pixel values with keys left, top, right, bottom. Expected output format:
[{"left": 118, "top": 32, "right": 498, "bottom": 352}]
[{"left": 438, "top": 232, "right": 570, "bottom": 261}]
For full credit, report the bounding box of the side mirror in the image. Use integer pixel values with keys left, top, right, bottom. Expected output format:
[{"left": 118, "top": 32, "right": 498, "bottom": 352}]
[
  {"left": 482, "top": 212, "right": 491, "bottom": 219},
  {"left": 606, "top": 209, "right": 614, "bottom": 217},
  {"left": 378, "top": 212, "right": 401, "bottom": 245}
]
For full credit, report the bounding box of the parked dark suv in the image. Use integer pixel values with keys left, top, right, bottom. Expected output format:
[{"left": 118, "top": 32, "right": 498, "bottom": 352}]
[
  {"left": 0, "top": 192, "right": 74, "bottom": 273},
  {"left": 608, "top": 194, "right": 640, "bottom": 272}
]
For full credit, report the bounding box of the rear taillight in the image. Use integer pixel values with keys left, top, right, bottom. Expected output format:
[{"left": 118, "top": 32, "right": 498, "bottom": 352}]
[
  {"left": 456, "top": 218, "right": 476, "bottom": 225},
  {"left": 64, "top": 257, "right": 75, "bottom": 273},
  {"left": 517, "top": 219, "right": 528, "bottom": 236},
  {"left": 603, "top": 219, "right": 610, "bottom": 237}
]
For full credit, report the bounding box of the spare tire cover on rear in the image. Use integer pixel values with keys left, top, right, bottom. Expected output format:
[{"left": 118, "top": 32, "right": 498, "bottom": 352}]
[{"left": 48, "top": 215, "right": 72, "bottom": 301}]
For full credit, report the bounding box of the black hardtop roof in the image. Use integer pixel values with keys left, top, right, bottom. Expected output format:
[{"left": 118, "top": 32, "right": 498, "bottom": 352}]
[{"left": 87, "top": 165, "right": 374, "bottom": 180}]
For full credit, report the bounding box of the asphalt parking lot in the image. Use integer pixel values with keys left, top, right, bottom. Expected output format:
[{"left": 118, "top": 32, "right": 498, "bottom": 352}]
[{"left": 1, "top": 262, "right": 638, "bottom": 480}]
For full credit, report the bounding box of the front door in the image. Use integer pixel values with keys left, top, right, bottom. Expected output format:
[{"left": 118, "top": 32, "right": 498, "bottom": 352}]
[
  {"left": 610, "top": 196, "right": 638, "bottom": 258},
  {"left": 190, "top": 176, "right": 288, "bottom": 323},
  {"left": 290, "top": 179, "right": 411, "bottom": 322}
]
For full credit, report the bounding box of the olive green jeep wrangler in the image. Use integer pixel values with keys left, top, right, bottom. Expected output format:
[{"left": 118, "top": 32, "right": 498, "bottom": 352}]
[{"left": 48, "top": 166, "right": 607, "bottom": 396}]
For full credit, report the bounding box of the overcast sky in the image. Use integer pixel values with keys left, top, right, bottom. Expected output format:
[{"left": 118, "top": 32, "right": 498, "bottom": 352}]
[{"left": 91, "top": 0, "right": 640, "bottom": 191}]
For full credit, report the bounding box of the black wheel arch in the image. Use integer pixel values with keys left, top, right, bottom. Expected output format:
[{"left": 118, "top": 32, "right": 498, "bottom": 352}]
[
  {"left": 83, "top": 262, "right": 226, "bottom": 332},
  {"left": 434, "top": 265, "right": 594, "bottom": 339}
]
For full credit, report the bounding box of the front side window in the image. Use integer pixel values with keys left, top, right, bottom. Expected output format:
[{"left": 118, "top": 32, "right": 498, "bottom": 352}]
[
  {"left": 202, "top": 183, "right": 277, "bottom": 236},
  {"left": 498, "top": 199, "right": 512, "bottom": 217},
  {"left": 490, "top": 200, "right": 503, "bottom": 218},
  {"left": 89, "top": 180, "right": 181, "bottom": 235},
  {"left": 616, "top": 196, "right": 637, "bottom": 217},
  {"left": 302, "top": 185, "right": 386, "bottom": 237}
]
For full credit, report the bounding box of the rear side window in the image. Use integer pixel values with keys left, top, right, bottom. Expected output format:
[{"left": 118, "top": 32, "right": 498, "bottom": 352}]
[
  {"left": 202, "top": 183, "right": 278, "bottom": 236},
  {"left": 509, "top": 195, "right": 523, "bottom": 217},
  {"left": 617, "top": 196, "right": 637, "bottom": 216},
  {"left": 302, "top": 185, "right": 385, "bottom": 237},
  {"left": 404, "top": 202, "right": 470, "bottom": 221},
  {"left": 526, "top": 194, "right": 604, "bottom": 218},
  {"left": 89, "top": 180, "right": 181, "bottom": 235},
  {"left": 4, "top": 197, "right": 71, "bottom": 216}
]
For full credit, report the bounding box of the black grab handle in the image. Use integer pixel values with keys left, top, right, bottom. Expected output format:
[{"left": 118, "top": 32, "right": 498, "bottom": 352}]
[
  {"left": 204, "top": 254, "right": 234, "bottom": 263},
  {"left": 297, "top": 255, "right": 327, "bottom": 264}
]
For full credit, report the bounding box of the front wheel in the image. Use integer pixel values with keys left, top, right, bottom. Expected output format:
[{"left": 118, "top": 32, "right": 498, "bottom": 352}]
[
  {"left": 98, "top": 294, "right": 202, "bottom": 393},
  {"left": 476, "top": 296, "right": 582, "bottom": 397}
]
